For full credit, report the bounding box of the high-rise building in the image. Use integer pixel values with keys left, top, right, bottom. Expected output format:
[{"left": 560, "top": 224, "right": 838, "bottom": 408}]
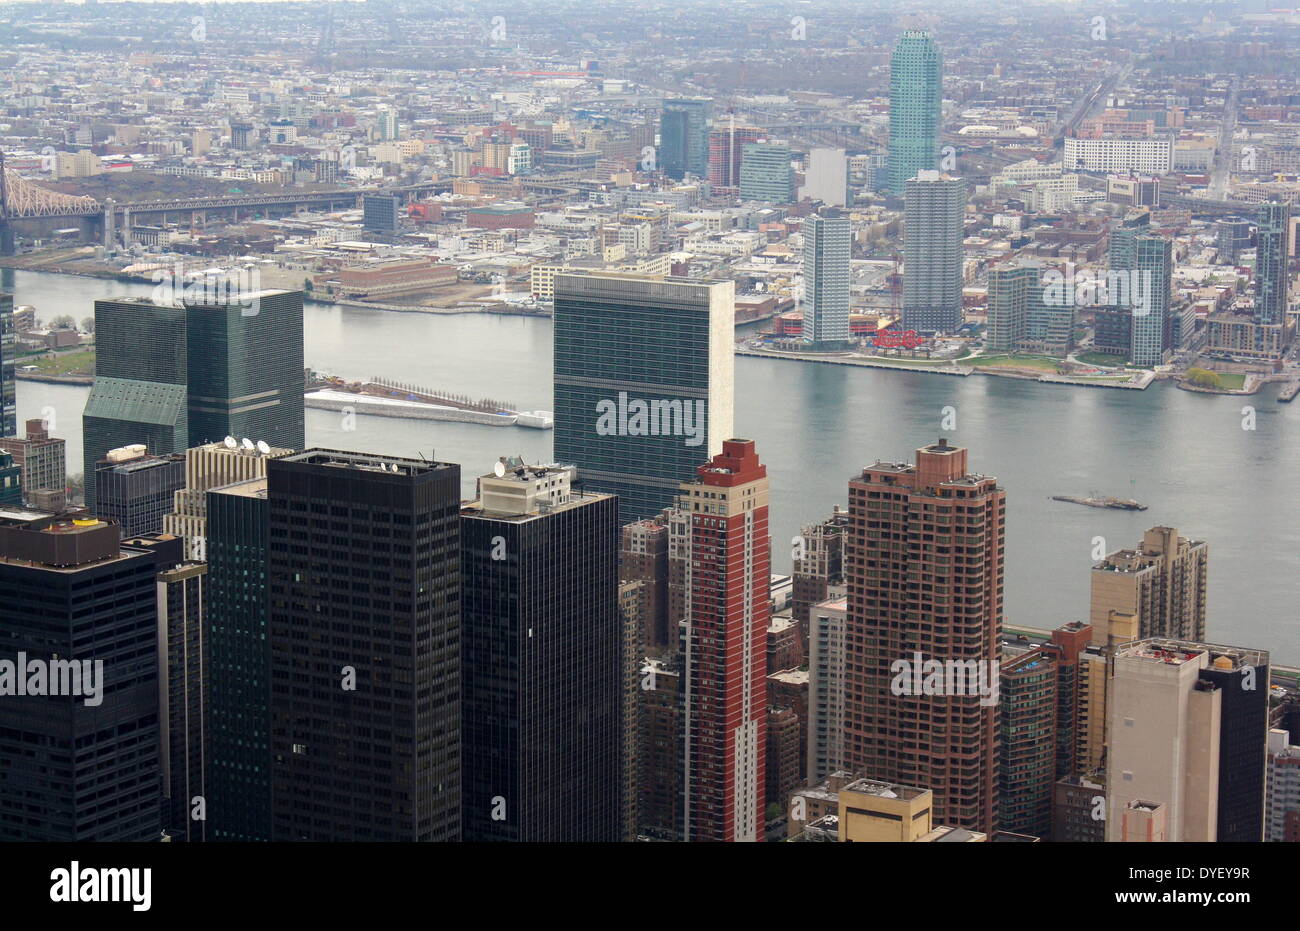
[
  {"left": 1128, "top": 235, "right": 1172, "bottom": 367},
  {"left": 987, "top": 262, "right": 1075, "bottom": 355},
  {"left": 460, "top": 461, "right": 621, "bottom": 842},
  {"left": 801, "top": 147, "right": 849, "bottom": 207},
  {"left": 0, "top": 418, "right": 67, "bottom": 508},
  {"left": 802, "top": 212, "right": 852, "bottom": 347},
  {"left": 363, "top": 194, "right": 400, "bottom": 232},
  {"left": 620, "top": 518, "right": 670, "bottom": 652},
  {"left": 164, "top": 439, "right": 290, "bottom": 561},
  {"left": 1090, "top": 526, "right": 1208, "bottom": 647},
  {"left": 83, "top": 291, "right": 304, "bottom": 510},
  {"left": 553, "top": 272, "right": 734, "bottom": 524},
  {"left": 791, "top": 507, "right": 849, "bottom": 626},
  {"left": 660, "top": 98, "right": 711, "bottom": 179},
  {"left": 119, "top": 533, "right": 207, "bottom": 842},
  {"left": 0, "top": 291, "right": 15, "bottom": 437},
  {"left": 637, "top": 653, "right": 683, "bottom": 841},
  {"left": 887, "top": 31, "right": 943, "bottom": 196},
  {"left": 83, "top": 298, "right": 189, "bottom": 511},
  {"left": 845, "top": 439, "right": 1003, "bottom": 832},
  {"left": 1107, "top": 639, "right": 1269, "bottom": 842},
  {"left": 94, "top": 446, "right": 186, "bottom": 537},
  {"left": 1266, "top": 729, "right": 1300, "bottom": 843},
  {"left": 707, "top": 123, "right": 763, "bottom": 190},
  {"left": 739, "top": 141, "right": 794, "bottom": 203},
  {"left": 807, "top": 595, "right": 848, "bottom": 784},
  {"left": 620, "top": 579, "right": 644, "bottom": 842},
  {"left": 266, "top": 450, "right": 461, "bottom": 841},
  {"left": 903, "top": 171, "right": 966, "bottom": 334},
  {"left": 0, "top": 508, "right": 162, "bottom": 841},
  {"left": 1255, "top": 201, "right": 1291, "bottom": 326},
  {"left": 680, "top": 439, "right": 770, "bottom": 842},
  {"left": 183, "top": 289, "right": 305, "bottom": 451},
  {"left": 205, "top": 476, "right": 271, "bottom": 841},
  {"left": 377, "top": 106, "right": 399, "bottom": 141},
  {"left": 998, "top": 647, "right": 1058, "bottom": 839}
]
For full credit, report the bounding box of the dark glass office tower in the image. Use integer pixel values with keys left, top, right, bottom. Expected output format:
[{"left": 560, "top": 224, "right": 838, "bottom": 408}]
[
  {"left": 888, "top": 31, "right": 943, "bottom": 196},
  {"left": 553, "top": 273, "right": 734, "bottom": 524},
  {"left": 0, "top": 509, "right": 162, "bottom": 841},
  {"left": 1, "top": 291, "right": 15, "bottom": 438},
  {"left": 266, "top": 450, "right": 461, "bottom": 841},
  {"left": 1201, "top": 650, "right": 1270, "bottom": 842},
  {"left": 184, "top": 289, "right": 305, "bottom": 450},
  {"left": 83, "top": 299, "right": 189, "bottom": 511},
  {"left": 206, "top": 477, "right": 272, "bottom": 842},
  {"left": 660, "top": 98, "right": 711, "bottom": 179},
  {"left": 83, "top": 290, "right": 305, "bottom": 511},
  {"left": 159, "top": 559, "right": 208, "bottom": 842},
  {"left": 94, "top": 450, "right": 186, "bottom": 537},
  {"left": 460, "top": 462, "right": 621, "bottom": 842}
]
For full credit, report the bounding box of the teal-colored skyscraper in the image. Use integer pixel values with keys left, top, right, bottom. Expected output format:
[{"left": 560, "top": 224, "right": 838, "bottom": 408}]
[
  {"left": 888, "top": 31, "right": 943, "bottom": 196},
  {"left": 660, "top": 98, "right": 712, "bottom": 179}
]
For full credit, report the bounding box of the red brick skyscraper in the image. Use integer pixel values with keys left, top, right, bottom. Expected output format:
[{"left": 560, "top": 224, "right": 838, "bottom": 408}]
[
  {"left": 845, "top": 439, "right": 1004, "bottom": 832},
  {"left": 680, "top": 439, "right": 770, "bottom": 842}
]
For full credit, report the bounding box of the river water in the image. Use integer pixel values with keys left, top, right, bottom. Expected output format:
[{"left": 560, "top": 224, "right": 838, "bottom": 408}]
[{"left": 6, "top": 268, "right": 1297, "bottom": 662}]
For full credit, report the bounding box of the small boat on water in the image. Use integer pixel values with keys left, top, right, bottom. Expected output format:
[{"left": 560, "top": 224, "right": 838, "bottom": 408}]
[{"left": 1051, "top": 495, "right": 1147, "bottom": 511}]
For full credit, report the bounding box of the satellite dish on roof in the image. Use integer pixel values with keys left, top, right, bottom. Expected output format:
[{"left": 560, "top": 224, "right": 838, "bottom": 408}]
[
  {"left": 223, "top": 436, "right": 237, "bottom": 449},
  {"left": 493, "top": 460, "right": 506, "bottom": 478},
  {"left": 241, "top": 438, "right": 255, "bottom": 450},
  {"left": 256, "top": 440, "right": 271, "bottom": 455}
]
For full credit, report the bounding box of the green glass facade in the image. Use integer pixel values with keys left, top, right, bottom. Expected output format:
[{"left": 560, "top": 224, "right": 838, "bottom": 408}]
[
  {"left": 888, "top": 31, "right": 943, "bottom": 196},
  {"left": 553, "top": 273, "right": 733, "bottom": 525},
  {"left": 83, "top": 292, "right": 304, "bottom": 511},
  {"left": 739, "top": 142, "right": 794, "bottom": 204}
]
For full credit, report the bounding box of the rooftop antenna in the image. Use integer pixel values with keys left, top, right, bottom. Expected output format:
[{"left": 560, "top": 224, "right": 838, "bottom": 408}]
[
  {"left": 241, "top": 438, "right": 255, "bottom": 450},
  {"left": 256, "top": 440, "right": 271, "bottom": 455},
  {"left": 223, "top": 436, "right": 237, "bottom": 449},
  {"left": 493, "top": 460, "right": 507, "bottom": 478}
]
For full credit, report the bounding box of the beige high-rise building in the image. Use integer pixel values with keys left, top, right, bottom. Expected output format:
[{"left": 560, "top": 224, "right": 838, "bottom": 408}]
[
  {"left": 1107, "top": 639, "right": 1269, "bottom": 842},
  {"left": 164, "top": 440, "right": 291, "bottom": 560},
  {"left": 1090, "top": 526, "right": 1207, "bottom": 648}
]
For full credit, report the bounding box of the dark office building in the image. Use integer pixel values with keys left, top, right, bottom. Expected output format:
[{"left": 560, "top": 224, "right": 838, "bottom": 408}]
[
  {"left": 0, "top": 508, "right": 162, "bottom": 841},
  {"left": 83, "top": 291, "right": 304, "bottom": 511},
  {"left": 660, "top": 98, "right": 711, "bottom": 179},
  {"left": 999, "top": 647, "right": 1058, "bottom": 839},
  {"left": 637, "top": 653, "right": 683, "bottom": 841},
  {"left": 363, "top": 194, "right": 401, "bottom": 232},
  {"left": 1201, "top": 651, "right": 1270, "bottom": 842},
  {"left": 205, "top": 477, "right": 272, "bottom": 841},
  {"left": 1, "top": 291, "right": 15, "bottom": 438},
  {"left": 460, "top": 462, "right": 621, "bottom": 842},
  {"left": 266, "top": 450, "right": 461, "bottom": 841},
  {"left": 83, "top": 299, "right": 189, "bottom": 511},
  {"left": 183, "top": 289, "right": 305, "bottom": 451},
  {"left": 159, "top": 557, "right": 207, "bottom": 841},
  {"left": 553, "top": 272, "right": 734, "bottom": 524},
  {"left": 94, "top": 449, "right": 186, "bottom": 537}
]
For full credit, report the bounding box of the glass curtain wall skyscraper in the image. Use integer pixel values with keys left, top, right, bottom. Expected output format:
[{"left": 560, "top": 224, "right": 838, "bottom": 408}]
[{"left": 888, "top": 31, "right": 943, "bottom": 196}]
